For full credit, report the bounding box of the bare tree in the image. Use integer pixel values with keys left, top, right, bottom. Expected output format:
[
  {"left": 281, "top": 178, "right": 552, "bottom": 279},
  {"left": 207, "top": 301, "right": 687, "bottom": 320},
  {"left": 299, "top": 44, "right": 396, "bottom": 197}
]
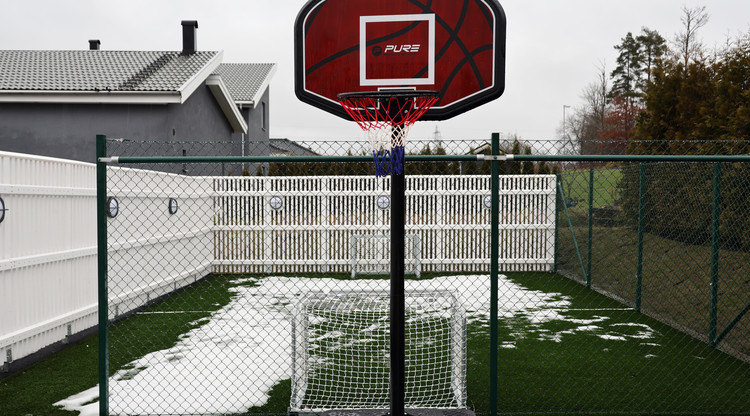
[
  {"left": 565, "top": 61, "right": 608, "bottom": 155},
  {"left": 584, "top": 60, "right": 609, "bottom": 127},
  {"left": 673, "top": 5, "right": 709, "bottom": 67}
]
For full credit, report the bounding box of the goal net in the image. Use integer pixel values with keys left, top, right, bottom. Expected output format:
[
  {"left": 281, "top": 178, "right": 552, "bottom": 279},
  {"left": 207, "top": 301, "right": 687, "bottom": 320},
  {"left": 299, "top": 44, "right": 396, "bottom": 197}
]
[{"left": 290, "top": 291, "right": 466, "bottom": 413}]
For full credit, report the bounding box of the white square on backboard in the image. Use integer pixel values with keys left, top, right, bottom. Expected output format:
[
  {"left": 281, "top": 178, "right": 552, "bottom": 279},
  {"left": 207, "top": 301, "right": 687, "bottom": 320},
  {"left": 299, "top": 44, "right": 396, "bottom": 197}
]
[{"left": 359, "top": 14, "right": 436, "bottom": 87}]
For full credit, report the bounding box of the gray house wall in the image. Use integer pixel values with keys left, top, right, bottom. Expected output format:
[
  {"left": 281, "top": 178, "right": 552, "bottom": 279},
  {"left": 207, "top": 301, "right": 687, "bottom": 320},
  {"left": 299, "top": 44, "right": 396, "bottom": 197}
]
[
  {"left": 0, "top": 85, "right": 246, "bottom": 171},
  {"left": 233, "top": 87, "right": 271, "bottom": 175}
]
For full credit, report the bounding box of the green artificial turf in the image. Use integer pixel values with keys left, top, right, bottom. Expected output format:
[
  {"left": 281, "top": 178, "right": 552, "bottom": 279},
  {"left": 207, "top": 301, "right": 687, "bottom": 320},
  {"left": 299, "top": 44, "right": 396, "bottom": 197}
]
[
  {"left": 245, "top": 272, "right": 750, "bottom": 416},
  {"left": 0, "top": 275, "right": 237, "bottom": 416},
  {"left": 2, "top": 272, "right": 749, "bottom": 416}
]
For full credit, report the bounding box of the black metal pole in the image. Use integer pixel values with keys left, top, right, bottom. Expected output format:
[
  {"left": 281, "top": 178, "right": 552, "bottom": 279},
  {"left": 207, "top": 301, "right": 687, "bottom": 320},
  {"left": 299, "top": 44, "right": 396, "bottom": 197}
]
[
  {"left": 96, "top": 135, "right": 110, "bottom": 416},
  {"left": 390, "top": 170, "right": 406, "bottom": 416}
]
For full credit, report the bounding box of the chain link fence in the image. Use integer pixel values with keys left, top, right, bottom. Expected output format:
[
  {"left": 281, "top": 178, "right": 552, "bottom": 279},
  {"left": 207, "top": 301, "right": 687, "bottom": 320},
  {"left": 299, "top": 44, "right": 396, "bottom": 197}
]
[{"left": 95, "top": 136, "right": 750, "bottom": 415}]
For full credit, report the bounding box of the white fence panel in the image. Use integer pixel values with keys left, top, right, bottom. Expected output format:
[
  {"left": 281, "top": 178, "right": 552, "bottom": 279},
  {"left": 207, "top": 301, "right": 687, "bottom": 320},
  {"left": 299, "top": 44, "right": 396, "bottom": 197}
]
[
  {"left": 106, "top": 167, "right": 213, "bottom": 321},
  {"left": 0, "top": 152, "right": 98, "bottom": 366},
  {"left": 0, "top": 152, "right": 212, "bottom": 367},
  {"left": 212, "top": 175, "right": 556, "bottom": 274}
]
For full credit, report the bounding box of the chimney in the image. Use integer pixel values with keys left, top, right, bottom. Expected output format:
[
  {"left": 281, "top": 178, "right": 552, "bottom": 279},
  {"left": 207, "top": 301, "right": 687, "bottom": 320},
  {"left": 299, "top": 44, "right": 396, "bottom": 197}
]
[
  {"left": 89, "top": 40, "right": 101, "bottom": 50},
  {"left": 181, "top": 20, "right": 198, "bottom": 55}
]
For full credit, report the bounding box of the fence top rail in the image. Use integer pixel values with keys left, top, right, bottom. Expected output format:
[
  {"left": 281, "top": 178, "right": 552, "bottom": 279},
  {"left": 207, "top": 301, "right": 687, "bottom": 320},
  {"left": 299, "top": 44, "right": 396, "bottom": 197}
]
[
  {"left": 99, "top": 154, "right": 750, "bottom": 165},
  {"left": 99, "top": 155, "right": 478, "bottom": 164},
  {"left": 1, "top": 150, "right": 97, "bottom": 167},
  {"left": 503, "top": 154, "right": 750, "bottom": 163}
]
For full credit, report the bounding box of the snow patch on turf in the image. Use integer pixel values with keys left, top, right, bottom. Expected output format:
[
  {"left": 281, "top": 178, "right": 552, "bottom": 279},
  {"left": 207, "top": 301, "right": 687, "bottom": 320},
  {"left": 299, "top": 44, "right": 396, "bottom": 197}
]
[
  {"left": 57, "top": 274, "right": 568, "bottom": 415},
  {"left": 56, "top": 274, "right": 659, "bottom": 414},
  {"left": 600, "top": 334, "right": 628, "bottom": 341},
  {"left": 54, "top": 386, "right": 99, "bottom": 416}
]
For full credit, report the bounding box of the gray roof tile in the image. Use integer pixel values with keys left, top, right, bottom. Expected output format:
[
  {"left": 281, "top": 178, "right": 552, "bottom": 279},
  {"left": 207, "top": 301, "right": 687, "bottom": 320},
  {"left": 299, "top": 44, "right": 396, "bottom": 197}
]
[
  {"left": 0, "top": 50, "right": 219, "bottom": 92},
  {"left": 215, "top": 63, "right": 276, "bottom": 103}
]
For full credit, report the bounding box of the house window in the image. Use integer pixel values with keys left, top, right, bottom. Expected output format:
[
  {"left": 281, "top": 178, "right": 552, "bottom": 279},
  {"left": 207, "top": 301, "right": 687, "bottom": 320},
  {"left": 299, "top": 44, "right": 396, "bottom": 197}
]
[{"left": 262, "top": 102, "right": 267, "bottom": 131}]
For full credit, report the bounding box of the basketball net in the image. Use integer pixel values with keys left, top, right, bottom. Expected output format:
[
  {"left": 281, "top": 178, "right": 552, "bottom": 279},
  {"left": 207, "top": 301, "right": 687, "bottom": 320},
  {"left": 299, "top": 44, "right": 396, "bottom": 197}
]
[{"left": 338, "top": 91, "right": 439, "bottom": 177}]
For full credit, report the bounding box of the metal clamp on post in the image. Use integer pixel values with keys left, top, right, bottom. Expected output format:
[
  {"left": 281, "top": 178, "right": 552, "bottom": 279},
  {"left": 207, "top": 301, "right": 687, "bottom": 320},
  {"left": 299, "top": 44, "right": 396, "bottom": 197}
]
[
  {"left": 98, "top": 157, "right": 120, "bottom": 164},
  {"left": 476, "top": 154, "right": 512, "bottom": 161}
]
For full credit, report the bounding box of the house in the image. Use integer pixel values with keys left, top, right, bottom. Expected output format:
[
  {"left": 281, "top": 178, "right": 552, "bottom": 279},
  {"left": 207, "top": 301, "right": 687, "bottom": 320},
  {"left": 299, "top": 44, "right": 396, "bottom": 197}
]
[
  {"left": 0, "top": 21, "right": 276, "bottom": 174},
  {"left": 270, "top": 138, "right": 319, "bottom": 156}
]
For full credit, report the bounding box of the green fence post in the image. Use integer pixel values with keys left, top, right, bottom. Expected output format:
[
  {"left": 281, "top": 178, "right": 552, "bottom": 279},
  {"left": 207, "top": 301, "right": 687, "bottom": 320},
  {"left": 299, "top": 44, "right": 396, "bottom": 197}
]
[
  {"left": 587, "top": 168, "right": 593, "bottom": 288},
  {"left": 709, "top": 162, "right": 722, "bottom": 347},
  {"left": 96, "top": 134, "right": 109, "bottom": 416},
  {"left": 489, "top": 132, "right": 500, "bottom": 416},
  {"left": 636, "top": 163, "right": 645, "bottom": 313}
]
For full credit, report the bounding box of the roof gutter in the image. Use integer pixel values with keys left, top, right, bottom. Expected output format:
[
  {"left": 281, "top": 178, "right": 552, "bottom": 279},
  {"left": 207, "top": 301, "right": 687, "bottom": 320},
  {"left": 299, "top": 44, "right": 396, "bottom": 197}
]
[{"left": 0, "top": 90, "right": 182, "bottom": 104}]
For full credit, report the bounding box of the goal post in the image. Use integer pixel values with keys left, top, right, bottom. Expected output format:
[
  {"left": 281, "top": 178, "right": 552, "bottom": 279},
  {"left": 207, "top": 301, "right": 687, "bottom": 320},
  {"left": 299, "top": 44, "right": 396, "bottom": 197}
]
[{"left": 290, "top": 291, "right": 466, "bottom": 413}]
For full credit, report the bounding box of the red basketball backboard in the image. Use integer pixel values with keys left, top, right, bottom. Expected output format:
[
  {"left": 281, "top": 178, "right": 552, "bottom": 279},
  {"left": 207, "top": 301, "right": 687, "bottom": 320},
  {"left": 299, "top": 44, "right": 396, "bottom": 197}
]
[{"left": 294, "top": 0, "right": 506, "bottom": 121}]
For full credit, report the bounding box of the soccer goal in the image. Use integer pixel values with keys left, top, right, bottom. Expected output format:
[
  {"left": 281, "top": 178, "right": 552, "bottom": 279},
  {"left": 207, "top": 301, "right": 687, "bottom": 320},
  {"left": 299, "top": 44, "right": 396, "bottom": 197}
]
[{"left": 290, "top": 291, "right": 466, "bottom": 414}]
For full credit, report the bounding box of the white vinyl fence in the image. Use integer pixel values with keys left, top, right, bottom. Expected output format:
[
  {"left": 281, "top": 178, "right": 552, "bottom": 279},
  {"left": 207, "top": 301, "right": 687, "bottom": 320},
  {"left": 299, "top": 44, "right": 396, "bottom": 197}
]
[
  {"left": 105, "top": 167, "right": 213, "bottom": 321},
  {"left": 1, "top": 152, "right": 556, "bottom": 368},
  {"left": 212, "top": 175, "right": 556, "bottom": 274},
  {"left": 0, "top": 152, "right": 211, "bottom": 368},
  {"left": 0, "top": 152, "right": 97, "bottom": 368}
]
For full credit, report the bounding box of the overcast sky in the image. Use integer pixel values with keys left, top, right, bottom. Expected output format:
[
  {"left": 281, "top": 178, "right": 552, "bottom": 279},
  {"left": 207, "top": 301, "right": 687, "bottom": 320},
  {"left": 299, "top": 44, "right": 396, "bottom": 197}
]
[{"left": 2, "top": 1, "right": 749, "bottom": 143}]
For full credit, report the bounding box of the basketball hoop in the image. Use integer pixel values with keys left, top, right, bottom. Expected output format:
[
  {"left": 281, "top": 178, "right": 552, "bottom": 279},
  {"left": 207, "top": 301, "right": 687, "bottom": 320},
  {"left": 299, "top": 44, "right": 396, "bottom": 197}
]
[
  {"left": 296, "top": 4, "right": 505, "bottom": 414},
  {"left": 338, "top": 90, "right": 439, "bottom": 177}
]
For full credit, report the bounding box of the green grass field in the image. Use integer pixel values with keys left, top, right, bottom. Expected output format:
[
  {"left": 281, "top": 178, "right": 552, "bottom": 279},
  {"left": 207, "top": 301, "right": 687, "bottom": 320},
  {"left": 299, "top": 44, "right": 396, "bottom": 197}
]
[
  {"left": 559, "top": 166, "right": 623, "bottom": 209},
  {"left": 2, "top": 272, "right": 750, "bottom": 416},
  {"left": 556, "top": 164, "right": 750, "bottom": 361}
]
